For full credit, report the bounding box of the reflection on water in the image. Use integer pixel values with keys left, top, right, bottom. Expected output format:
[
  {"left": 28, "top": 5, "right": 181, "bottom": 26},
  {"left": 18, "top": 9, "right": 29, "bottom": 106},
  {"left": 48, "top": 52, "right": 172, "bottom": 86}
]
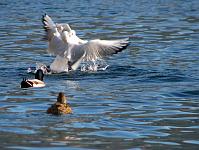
[{"left": 0, "top": 0, "right": 199, "bottom": 149}]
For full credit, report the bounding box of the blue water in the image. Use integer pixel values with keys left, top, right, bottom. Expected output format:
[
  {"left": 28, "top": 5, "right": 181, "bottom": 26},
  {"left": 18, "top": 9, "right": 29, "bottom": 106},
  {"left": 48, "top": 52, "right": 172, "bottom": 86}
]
[{"left": 0, "top": 0, "right": 199, "bottom": 149}]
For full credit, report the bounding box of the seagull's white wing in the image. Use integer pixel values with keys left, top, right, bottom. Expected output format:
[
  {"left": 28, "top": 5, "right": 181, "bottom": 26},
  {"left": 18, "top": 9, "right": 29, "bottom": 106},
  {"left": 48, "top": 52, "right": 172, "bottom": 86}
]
[
  {"left": 42, "top": 14, "right": 57, "bottom": 41},
  {"left": 66, "top": 44, "right": 86, "bottom": 64},
  {"left": 42, "top": 14, "right": 86, "bottom": 56},
  {"left": 42, "top": 14, "right": 69, "bottom": 56},
  {"left": 66, "top": 38, "right": 129, "bottom": 69},
  {"left": 42, "top": 14, "right": 72, "bottom": 40},
  {"left": 80, "top": 38, "right": 129, "bottom": 61},
  {"left": 47, "top": 32, "right": 67, "bottom": 56}
]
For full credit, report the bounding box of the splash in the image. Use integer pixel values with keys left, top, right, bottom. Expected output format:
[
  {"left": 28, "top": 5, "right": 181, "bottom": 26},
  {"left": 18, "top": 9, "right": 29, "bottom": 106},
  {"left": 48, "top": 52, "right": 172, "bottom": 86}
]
[
  {"left": 27, "top": 60, "right": 109, "bottom": 74},
  {"left": 81, "top": 60, "right": 109, "bottom": 72},
  {"left": 27, "top": 63, "right": 51, "bottom": 74}
]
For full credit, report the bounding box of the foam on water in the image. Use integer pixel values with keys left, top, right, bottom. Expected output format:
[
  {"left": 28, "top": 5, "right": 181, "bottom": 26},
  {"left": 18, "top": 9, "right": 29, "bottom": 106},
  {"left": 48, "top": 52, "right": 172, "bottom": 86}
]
[
  {"left": 27, "top": 60, "right": 109, "bottom": 74},
  {"left": 80, "top": 60, "right": 109, "bottom": 72}
]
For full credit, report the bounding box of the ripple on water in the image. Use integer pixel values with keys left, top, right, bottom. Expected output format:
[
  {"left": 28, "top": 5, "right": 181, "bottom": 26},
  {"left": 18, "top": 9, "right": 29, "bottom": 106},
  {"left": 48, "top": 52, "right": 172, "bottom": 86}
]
[{"left": 0, "top": 0, "right": 199, "bottom": 149}]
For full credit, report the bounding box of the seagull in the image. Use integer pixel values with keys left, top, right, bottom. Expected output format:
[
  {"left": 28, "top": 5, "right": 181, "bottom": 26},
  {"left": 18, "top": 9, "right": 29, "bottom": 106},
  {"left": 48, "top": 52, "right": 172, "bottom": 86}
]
[{"left": 42, "top": 14, "right": 129, "bottom": 72}]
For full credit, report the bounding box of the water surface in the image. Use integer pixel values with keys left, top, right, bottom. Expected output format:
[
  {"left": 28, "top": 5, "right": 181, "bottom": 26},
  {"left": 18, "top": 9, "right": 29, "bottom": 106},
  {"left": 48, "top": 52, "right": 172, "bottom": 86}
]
[{"left": 0, "top": 0, "right": 199, "bottom": 149}]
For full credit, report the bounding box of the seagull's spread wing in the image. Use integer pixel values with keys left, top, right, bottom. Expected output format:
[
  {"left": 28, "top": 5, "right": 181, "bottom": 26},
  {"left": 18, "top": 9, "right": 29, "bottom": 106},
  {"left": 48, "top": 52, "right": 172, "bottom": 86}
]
[
  {"left": 66, "top": 38, "right": 129, "bottom": 69},
  {"left": 42, "top": 14, "right": 70, "bottom": 56},
  {"left": 42, "top": 14, "right": 71, "bottom": 40},
  {"left": 80, "top": 38, "right": 129, "bottom": 61},
  {"left": 42, "top": 14, "right": 57, "bottom": 41},
  {"left": 47, "top": 33, "right": 67, "bottom": 56}
]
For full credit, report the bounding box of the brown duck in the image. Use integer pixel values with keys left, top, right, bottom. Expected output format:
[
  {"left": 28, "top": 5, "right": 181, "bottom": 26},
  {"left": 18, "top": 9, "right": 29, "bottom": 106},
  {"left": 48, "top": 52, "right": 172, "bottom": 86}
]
[{"left": 47, "top": 92, "right": 72, "bottom": 115}]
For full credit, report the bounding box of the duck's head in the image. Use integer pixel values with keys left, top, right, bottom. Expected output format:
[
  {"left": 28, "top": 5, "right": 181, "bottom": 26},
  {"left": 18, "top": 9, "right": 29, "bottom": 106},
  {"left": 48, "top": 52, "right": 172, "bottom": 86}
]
[
  {"left": 57, "top": 92, "right": 67, "bottom": 104},
  {"left": 21, "top": 78, "right": 32, "bottom": 88},
  {"left": 35, "top": 69, "right": 44, "bottom": 81}
]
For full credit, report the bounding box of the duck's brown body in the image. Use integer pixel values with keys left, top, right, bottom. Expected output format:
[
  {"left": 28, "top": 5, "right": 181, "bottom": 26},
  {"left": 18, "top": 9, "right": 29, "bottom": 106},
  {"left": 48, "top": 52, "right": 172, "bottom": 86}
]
[
  {"left": 47, "top": 102, "right": 72, "bottom": 115},
  {"left": 47, "top": 92, "right": 72, "bottom": 115}
]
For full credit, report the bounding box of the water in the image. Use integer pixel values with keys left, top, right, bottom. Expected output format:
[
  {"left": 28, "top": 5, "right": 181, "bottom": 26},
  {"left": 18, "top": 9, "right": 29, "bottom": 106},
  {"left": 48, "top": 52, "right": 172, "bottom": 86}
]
[{"left": 0, "top": 0, "right": 199, "bottom": 149}]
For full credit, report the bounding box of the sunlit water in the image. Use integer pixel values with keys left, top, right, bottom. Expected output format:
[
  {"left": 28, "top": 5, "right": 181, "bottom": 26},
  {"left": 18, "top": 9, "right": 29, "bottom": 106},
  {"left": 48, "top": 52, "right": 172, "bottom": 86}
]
[{"left": 0, "top": 0, "right": 199, "bottom": 149}]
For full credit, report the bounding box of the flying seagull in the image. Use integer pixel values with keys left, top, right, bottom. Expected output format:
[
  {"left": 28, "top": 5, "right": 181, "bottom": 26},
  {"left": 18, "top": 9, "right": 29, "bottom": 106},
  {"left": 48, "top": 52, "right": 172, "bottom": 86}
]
[{"left": 42, "top": 14, "right": 129, "bottom": 72}]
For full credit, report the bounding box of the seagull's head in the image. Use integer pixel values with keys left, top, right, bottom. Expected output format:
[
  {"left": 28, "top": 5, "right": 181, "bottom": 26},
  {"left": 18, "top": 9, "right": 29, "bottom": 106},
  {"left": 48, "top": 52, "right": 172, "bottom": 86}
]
[
  {"left": 70, "top": 30, "right": 76, "bottom": 36},
  {"left": 62, "top": 30, "right": 78, "bottom": 44},
  {"left": 57, "top": 25, "right": 64, "bottom": 33},
  {"left": 62, "top": 31, "right": 70, "bottom": 43}
]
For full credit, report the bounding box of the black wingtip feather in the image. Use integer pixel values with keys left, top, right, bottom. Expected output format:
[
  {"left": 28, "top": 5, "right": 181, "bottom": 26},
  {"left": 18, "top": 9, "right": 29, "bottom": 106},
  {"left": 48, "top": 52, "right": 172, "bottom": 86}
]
[
  {"left": 42, "top": 14, "right": 48, "bottom": 31},
  {"left": 114, "top": 41, "right": 130, "bottom": 54},
  {"left": 41, "top": 14, "right": 50, "bottom": 40}
]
